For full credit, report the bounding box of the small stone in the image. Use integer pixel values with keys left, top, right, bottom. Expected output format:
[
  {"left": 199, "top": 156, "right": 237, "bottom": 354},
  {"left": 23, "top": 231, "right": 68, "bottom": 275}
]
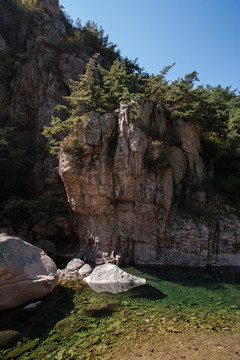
[
  {"left": 167, "top": 327, "right": 182, "bottom": 333},
  {"left": 222, "top": 327, "right": 231, "bottom": 331},
  {"left": 56, "top": 317, "right": 75, "bottom": 330},
  {"left": 66, "top": 258, "right": 85, "bottom": 271},
  {"left": 205, "top": 324, "right": 214, "bottom": 330},
  {"left": 78, "top": 264, "right": 92, "bottom": 275},
  {"left": 0, "top": 330, "right": 21, "bottom": 350},
  {"left": 119, "top": 310, "right": 126, "bottom": 319},
  {"left": 82, "top": 303, "right": 114, "bottom": 317}
]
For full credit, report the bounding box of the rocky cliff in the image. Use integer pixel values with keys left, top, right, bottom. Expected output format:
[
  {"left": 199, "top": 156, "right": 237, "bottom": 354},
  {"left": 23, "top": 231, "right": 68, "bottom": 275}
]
[
  {"left": 0, "top": 1, "right": 239, "bottom": 267},
  {"left": 59, "top": 103, "right": 240, "bottom": 266},
  {"left": 0, "top": 0, "right": 85, "bottom": 191}
]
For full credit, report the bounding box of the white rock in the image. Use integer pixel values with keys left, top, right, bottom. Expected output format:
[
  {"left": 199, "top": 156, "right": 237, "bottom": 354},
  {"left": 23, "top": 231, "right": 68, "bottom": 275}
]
[
  {"left": 66, "top": 258, "right": 84, "bottom": 271},
  {"left": 83, "top": 263, "right": 146, "bottom": 293},
  {"left": 78, "top": 264, "right": 92, "bottom": 275}
]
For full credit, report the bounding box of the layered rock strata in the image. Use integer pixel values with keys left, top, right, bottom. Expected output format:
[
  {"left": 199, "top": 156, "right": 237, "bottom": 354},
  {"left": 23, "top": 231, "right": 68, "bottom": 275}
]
[{"left": 59, "top": 104, "right": 240, "bottom": 266}]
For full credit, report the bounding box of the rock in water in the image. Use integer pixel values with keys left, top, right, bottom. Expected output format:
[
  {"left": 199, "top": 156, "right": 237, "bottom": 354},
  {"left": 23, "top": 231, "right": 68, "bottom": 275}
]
[
  {"left": 0, "top": 330, "right": 21, "bottom": 350},
  {"left": 82, "top": 263, "right": 146, "bottom": 294},
  {"left": 0, "top": 234, "right": 58, "bottom": 310}
]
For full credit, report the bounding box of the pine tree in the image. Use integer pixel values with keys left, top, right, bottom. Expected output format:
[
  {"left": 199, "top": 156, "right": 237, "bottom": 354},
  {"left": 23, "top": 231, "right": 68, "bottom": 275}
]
[
  {"left": 98, "top": 59, "right": 130, "bottom": 112},
  {"left": 67, "top": 53, "right": 102, "bottom": 115}
]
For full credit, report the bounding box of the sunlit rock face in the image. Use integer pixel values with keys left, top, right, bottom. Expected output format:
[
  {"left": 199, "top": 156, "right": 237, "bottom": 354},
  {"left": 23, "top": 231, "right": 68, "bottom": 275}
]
[
  {"left": 59, "top": 103, "right": 240, "bottom": 267},
  {"left": 82, "top": 263, "right": 146, "bottom": 294}
]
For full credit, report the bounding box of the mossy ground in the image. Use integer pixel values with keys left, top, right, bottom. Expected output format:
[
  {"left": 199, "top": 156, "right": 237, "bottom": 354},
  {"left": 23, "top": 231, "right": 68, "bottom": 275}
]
[{"left": 0, "top": 267, "right": 240, "bottom": 360}]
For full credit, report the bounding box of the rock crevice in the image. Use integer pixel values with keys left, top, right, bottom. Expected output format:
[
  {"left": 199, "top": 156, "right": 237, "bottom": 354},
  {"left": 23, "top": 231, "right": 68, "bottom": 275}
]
[{"left": 59, "top": 104, "right": 240, "bottom": 266}]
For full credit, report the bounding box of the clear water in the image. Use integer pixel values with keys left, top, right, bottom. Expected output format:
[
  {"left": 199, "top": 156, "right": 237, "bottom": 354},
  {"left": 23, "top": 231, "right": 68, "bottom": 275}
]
[{"left": 0, "top": 266, "right": 240, "bottom": 360}]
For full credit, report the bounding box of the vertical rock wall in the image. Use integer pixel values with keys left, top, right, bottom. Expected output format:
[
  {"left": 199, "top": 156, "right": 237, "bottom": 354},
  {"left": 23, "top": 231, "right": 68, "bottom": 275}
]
[{"left": 59, "top": 103, "right": 240, "bottom": 266}]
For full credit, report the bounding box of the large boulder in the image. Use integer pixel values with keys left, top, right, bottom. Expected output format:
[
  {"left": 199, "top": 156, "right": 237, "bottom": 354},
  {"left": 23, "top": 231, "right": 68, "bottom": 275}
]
[
  {"left": 0, "top": 234, "right": 58, "bottom": 310},
  {"left": 82, "top": 263, "right": 146, "bottom": 294}
]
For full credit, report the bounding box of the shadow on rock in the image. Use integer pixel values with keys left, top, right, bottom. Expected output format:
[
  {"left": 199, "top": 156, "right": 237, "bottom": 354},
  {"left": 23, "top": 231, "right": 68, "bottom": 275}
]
[{"left": 0, "top": 284, "right": 75, "bottom": 342}]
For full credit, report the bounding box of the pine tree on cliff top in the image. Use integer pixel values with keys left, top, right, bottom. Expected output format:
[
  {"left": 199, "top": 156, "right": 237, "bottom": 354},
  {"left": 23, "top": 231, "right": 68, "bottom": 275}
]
[{"left": 43, "top": 54, "right": 132, "bottom": 155}]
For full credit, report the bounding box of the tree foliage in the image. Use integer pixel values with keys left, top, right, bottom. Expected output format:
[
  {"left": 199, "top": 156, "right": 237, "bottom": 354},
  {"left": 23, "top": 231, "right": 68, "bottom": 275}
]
[
  {"left": 43, "top": 48, "right": 240, "bottom": 204},
  {"left": 43, "top": 54, "right": 132, "bottom": 155}
]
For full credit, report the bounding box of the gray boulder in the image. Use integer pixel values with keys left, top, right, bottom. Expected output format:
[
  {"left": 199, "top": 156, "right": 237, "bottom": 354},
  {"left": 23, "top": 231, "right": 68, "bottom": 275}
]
[
  {"left": 66, "top": 258, "right": 85, "bottom": 271},
  {"left": 83, "top": 263, "right": 146, "bottom": 294},
  {"left": 78, "top": 264, "right": 92, "bottom": 276},
  {"left": 0, "top": 234, "right": 58, "bottom": 310},
  {"left": 57, "top": 258, "right": 85, "bottom": 280}
]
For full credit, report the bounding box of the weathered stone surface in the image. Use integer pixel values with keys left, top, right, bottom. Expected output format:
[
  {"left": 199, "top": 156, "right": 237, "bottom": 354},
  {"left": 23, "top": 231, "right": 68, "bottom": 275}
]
[
  {"left": 78, "top": 264, "right": 92, "bottom": 275},
  {"left": 66, "top": 258, "right": 84, "bottom": 271},
  {"left": 0, "top": 234, "right": 58, "bottom": 310},
  {"left": 85, "top": 112, "right": 102, "bottom": 146},
  {"left": 4, "top": 6, "right": 85, "bottom": 193},
  {"left": 58, "top": 53, "right": 85, "bottom": 87},
  {"left": 57, "top": 257, "right": 85, "bottom": 279},
  {"left": 84, "top": 111, "right": 118, "bottom": 147},
  {"left": 174, "top": 118, "right": 205, "bottom": 181},
  {"left": 83, "top": 263, "right": 146, "bottom": 293},
  {"left": 59, "top": 102, "right": 240, "bottom": 267}
]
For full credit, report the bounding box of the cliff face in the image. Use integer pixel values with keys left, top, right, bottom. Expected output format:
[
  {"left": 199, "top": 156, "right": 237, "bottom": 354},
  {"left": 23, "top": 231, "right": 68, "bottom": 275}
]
[
  {"left": 0, "top": 0, "right": 85, "bottom": 190},
  {"left": 1, "top": 1, "right": 239, "bottom": 266},
  {"left": 59, "top": 104, "right": 240, "bottom": 266}
]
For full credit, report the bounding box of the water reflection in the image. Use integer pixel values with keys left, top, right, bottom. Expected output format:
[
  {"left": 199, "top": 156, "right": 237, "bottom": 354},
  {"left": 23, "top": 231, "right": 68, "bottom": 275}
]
[
  {"left": 86, "top": 281, "right": 144, "bottom": 294},
  {"left": 0, "top": 287, "right": 59, "bottom": 335}
]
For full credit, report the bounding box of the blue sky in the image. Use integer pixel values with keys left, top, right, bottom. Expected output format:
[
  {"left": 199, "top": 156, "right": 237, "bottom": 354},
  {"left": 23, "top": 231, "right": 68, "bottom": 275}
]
[{"left": 59, "top": 0, "right": 240, "bottom": 91}]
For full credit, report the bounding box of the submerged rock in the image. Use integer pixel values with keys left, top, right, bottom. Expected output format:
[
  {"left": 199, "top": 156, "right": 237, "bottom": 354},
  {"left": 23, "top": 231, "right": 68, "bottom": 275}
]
[
  {"left": 0, "top": 234, "right": 58, "bottom": 310},
  {"left": 82, "top": 302, "right": 119, "bottom": 317},
  {"left": 0, "top": 330, "right": 21, "bottom": 350},
  {"left": 82, "top": 263, "right": 146, "bottom": 294}
]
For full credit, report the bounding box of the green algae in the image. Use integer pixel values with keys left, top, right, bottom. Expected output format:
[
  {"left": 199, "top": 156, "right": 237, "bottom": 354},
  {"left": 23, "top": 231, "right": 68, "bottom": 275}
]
[{"left": 0, "top": 266, "right": 240, "bottom": 359}]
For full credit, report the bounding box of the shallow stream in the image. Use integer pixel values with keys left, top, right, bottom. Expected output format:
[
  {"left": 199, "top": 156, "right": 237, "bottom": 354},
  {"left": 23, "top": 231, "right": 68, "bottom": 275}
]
[{"left": 0, "top": 266, "right": 240, "bottom": 359}]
